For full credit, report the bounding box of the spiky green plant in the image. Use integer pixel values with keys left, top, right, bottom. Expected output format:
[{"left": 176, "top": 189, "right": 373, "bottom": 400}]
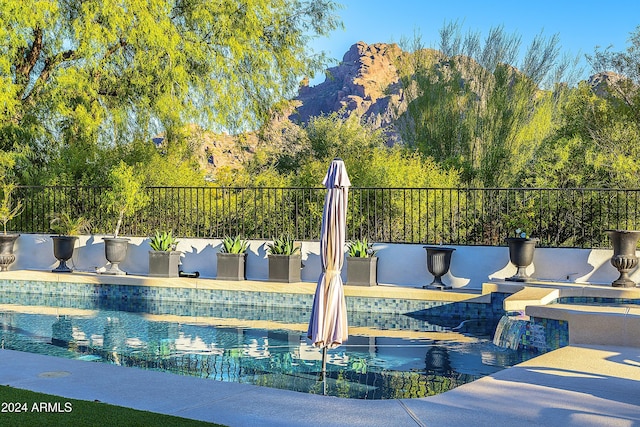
[
  {"left": 149, "top": 231, "right": 179, "bottom": 251},
  {"left": 266, "top": 235, "right": 300, "bottom": 255},
  {"left": 50, "top": 213, "right": 91, "bottom": 236},
  {"left": 346, "top": 238, "right": 376, "bottom": 258},
  {"left": 221, "top": 235, "right": 249, "bottom": 254}
]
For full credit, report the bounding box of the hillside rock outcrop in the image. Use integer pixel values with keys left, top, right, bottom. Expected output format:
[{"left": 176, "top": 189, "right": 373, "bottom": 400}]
[{"left": 292, "top": 41, "right": 406, "bottom": 141}]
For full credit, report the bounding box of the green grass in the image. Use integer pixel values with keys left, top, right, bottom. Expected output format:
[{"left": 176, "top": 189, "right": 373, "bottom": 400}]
[{"left": 0, "top": 385, "right": 225, "bottom": 426}]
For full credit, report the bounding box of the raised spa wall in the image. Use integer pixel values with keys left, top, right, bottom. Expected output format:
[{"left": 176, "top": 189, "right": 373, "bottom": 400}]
[{"left": 9, "top": 234, "right": 629, "bottom": 290}]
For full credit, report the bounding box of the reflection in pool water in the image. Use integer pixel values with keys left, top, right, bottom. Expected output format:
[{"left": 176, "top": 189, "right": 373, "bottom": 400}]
[{"left": 0, "top": 295, "right": 535, "bottom": 399}]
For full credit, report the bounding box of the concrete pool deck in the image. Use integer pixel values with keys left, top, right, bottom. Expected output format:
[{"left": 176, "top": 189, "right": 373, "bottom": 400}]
[{"left": 0, "top": 271, "right": 639, "bottom": 425}]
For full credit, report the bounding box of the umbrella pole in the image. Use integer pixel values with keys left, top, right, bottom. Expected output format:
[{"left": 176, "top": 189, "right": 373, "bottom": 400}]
[
  {"left": 321, "top": 347, "right": 327, "bottom": 395},
  {"left": 321, "top": 347, "right": 327, "bottom": 381}
]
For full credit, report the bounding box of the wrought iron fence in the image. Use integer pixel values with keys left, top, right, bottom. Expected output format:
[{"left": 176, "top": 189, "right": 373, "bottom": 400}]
[{"left": 11, "top": 186, "right": 640, "bottom": 248}]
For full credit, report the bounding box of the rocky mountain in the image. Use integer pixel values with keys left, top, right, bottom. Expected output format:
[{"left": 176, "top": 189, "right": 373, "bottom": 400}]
[
  {"left": 588, "top": 71, "right": 625, "bottom": 97},
  {"left": 188, "top": 41, "right": 624, "bottom": 178},
  {"left": 192, "top": 41, "right": 410, "bottom": 176},
  {"left": 291, "top": 41, "right": 406, "bottom": 142}
]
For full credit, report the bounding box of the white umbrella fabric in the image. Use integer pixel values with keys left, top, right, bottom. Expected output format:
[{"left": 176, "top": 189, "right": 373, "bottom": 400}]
[{"left": 308, "top": 158, "right": 351, "bottom": 380}]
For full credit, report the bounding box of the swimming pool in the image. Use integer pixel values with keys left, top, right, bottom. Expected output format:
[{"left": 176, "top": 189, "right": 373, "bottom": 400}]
[{"left": 0, "top": 290, "right": 536, "bottom": 399}]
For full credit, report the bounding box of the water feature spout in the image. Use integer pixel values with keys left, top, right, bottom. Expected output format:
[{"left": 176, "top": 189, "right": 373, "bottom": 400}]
[
  {"left": 493, "top": 315, "right": 528, "bottom": 350},
  {"left": 493, "top": 315, "right": 548, "bottom": 353}
]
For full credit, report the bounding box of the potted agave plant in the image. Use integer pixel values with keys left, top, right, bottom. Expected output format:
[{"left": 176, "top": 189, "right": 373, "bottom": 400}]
[
  {"left": 50, "top": 213, "right": 91, "bottom": 273},
  {"left": 346, "top": 238, "right": 378, "bottom": 286},
  {"left": 0, "top": 155, "right": 23, "bottom": 271},
  {"left": 266, "top": 235, "right": 302, "bottom": 283},
  {"left": 216, "top": 235, "right": 248, "bottom": 281},
  {"left": 101, "top": 161, "right": 149, "bottom": 275},
  {"left": 148, "top": 231, "right": 181, "bottom": 277}
]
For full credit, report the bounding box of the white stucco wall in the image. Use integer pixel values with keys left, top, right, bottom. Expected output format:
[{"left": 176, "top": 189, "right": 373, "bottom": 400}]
[{"left": 9, "top": 234, "right": 627, "bottom": 290}]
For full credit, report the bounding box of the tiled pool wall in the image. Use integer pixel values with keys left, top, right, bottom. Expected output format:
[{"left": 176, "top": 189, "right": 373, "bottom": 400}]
[
  {"left": 0, "top": 279, "right": 512, "bottom": 330},
  {"left": 526, "top": 317, "right": 570, "bottom": 351},
  {"left": 0, "top": 278, "right": 577, "bottom": 352},
  {"left": 0, "top": 279, "right": 511, "bottom": 315},
  {"left": 557, "top": 296, "right": 640, "bottom": 305}
]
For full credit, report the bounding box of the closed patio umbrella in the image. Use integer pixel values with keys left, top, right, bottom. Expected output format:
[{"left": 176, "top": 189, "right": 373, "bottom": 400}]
[{"left": 308, "top": 158, "right": 351, "bottom": 381}]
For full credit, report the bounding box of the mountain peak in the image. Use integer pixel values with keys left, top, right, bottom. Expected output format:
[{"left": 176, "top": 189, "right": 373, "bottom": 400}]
[{"left": 291, "top": 41, "right": 405, "bottom": 141}]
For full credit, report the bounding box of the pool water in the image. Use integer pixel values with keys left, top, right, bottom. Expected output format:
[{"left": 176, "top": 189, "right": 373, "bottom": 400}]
[{"left": 0, "top": 294, "right": 535, "bottom": 399}]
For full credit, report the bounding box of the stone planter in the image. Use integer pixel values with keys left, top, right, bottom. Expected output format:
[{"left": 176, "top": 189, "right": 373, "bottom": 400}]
[
  {"left": 101, "top": 237, "right": 129, "bottom": 275},
  {"left": 268, "top": 254, "right": 301, "bottom": 283},
  {"left": 505, "top": 237, "right": 538, "bottom": 282},
  {"left": 423, "top": 246, "right": 455, "bottom": 289},
  {"left": 52, "top": 235, "right": 78, "bottom": 273},
  {"left": 216, "top": 252, "right": 246, "bottom": 281},
  {"left": 346, "top": 256, "right": 378, "bottom": 286},
  {"left": 605, "top": 229, "right": 640, "bottom": 287},
  {"left": 0, "top": 234, "right": 19, "bottom": 271},
  {"left": 149, "top": 250, "right": 181, "bottom": 278}
]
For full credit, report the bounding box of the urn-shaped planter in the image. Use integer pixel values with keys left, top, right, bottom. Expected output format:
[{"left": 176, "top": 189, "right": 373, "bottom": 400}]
[
  {"left": 0, "top": 234, "right": 19, "bottom": 271},
  {"left": 423, "top": 246, "right": 455, "bottom": 289},
  {"left": 268, "top": 254, "right": 302, "bottom": 283},
  {"left": 505, "top": 237, "right": 538, "bottom": 282},
  {"left": 51, "top": 236, "right": 78, "bottom": 273},
  {"left": 346, "top": 256, "right": 378, "bottom": 286},
  {"left": 605, "top": 229, "right": 640, "bottom": 287},
  {"left": 101, "top": 237, "right": 130, "bottom": 275},
  {"left": 216, "top": 252, "right": 247, "bottom": 281},
  {"left": 149, "top": 250, "right": 181, "bottom": 278}
]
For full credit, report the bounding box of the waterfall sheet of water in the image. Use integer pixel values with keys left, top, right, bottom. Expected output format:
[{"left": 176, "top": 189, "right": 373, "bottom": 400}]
[{"left": 493, "top": 315, "right": 529, "bottom": 350}]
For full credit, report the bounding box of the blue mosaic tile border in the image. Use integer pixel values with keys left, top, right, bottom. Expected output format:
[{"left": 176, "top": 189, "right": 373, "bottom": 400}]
[
  {"left": 558, "top": 296, "right": 640, "bottom": 305},
  {"left": 0, "top": 292, "right": 495, "bottom": 334},
  {"left": 407, "top": 292, "right": 508, "bottom": 320},
  {"left": 528, "top": 317, "right": 569, "bottom": 351},
  {"left": 0, "top": 279, "right": 509, "bottom": 318}
]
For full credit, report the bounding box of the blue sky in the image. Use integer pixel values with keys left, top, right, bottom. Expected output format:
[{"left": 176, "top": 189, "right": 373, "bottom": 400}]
[{"left": 309, "top": 0, "right": 639, "bottom": 84}]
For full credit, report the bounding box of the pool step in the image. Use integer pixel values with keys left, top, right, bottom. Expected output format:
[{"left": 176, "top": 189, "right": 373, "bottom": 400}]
[
  {"left": 526, "top": 303, "right": 640, "bottom": 347},
  {"left": 502, "top": 287, "right": 560, "bottom": 312}
]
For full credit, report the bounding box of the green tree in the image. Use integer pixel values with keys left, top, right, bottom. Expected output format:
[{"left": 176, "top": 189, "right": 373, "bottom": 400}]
[
  {"left": 397, "top": 23, "right": 577, "bottom": 187},
  {"left": 0, "top": 0, "right": 342, "bottom": 184},
  {"left": 588, "top": 25, "right": 640, "bottom": 117},
  {"left": 530, "top": 82, "right": 640, "bottom": 189},
  {"left": 103, "top": 161, "right": 149, "bottom": 237},
  {"left": 528, "top": 26, "right": 640, "bottom": 190},
  {"left": 0, "top": 151, "right": 23, "bottom": 234}
]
